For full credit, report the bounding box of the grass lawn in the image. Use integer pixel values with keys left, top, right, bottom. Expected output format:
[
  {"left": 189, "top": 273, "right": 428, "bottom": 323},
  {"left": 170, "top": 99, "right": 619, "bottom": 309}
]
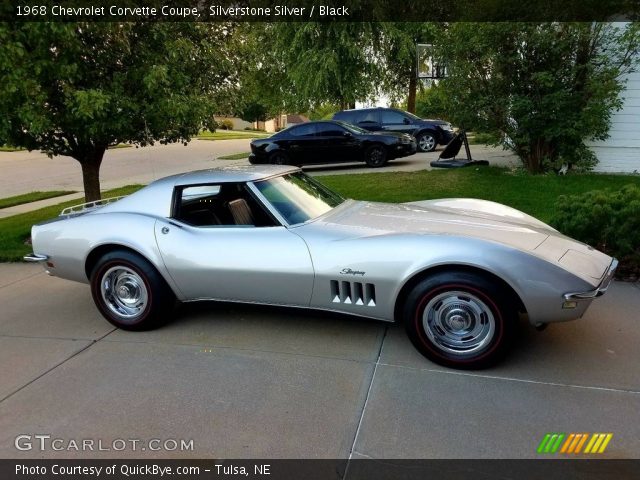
[
  {"left": 0, "top": 145, "right": 25, "bottom": 152},
  {"left": 320, "top": 167, "right": 640, "bottom": 224},
  {"left": 197, "top": 130, "right": 270, "bottom": 141},
  {"left": 2, "top": 167, "right": 639, "bottom": 263},
  {"left": 108, "top": 143, "right": 133, "bottom": 149},
  {"left": 0, "top": 185, "right": 143, "bottom": 262},
  {"left": 217, "top": 152, "right": 251, "bottom": 160},
  {"left": 0, "top": 191, "right": 77, "bottom": 209}
]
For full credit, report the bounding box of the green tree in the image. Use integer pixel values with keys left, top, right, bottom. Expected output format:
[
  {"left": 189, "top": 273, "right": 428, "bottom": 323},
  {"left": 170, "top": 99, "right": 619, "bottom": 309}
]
[
  {"left": 0, "top": 23, "right": 238, "bottom": 201},
  {"left": 270, "top": 22, "right": 380, "bottom": 109},
  {"left": 435, "top": 22, "right": 640, "bottom": 173},
  {"left": 379, "top": 23, "right": 438, "bottom": 113},
  {"left": 414, "top": 84, "right": 451, "bottom": 121},
  {"left": 233, "top": 23, "right": 294, "bottom": 123}
]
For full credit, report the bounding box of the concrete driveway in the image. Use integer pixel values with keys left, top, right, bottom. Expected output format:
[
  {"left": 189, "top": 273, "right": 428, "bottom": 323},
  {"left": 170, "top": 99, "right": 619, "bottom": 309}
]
[{"left": 1, "top": 263, "right": 639, "bottom": 459}]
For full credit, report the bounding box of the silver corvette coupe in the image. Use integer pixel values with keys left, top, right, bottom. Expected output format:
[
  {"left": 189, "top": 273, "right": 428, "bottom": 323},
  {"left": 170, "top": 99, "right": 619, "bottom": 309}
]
[{"left": 25, "top": 165, "right": 617, "bottom": 369}]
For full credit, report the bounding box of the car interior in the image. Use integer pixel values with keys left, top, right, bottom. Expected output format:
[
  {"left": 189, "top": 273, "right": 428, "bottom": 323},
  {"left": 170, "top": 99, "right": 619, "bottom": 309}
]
[{"left": 173, "top": 183, "right": 278, "bottom": 227}]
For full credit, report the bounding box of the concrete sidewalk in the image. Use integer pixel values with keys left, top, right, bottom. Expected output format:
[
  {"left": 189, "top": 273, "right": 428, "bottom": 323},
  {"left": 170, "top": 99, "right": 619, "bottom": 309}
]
[{"left": 0, "top": 263, "right": 638, "bottom": 459}]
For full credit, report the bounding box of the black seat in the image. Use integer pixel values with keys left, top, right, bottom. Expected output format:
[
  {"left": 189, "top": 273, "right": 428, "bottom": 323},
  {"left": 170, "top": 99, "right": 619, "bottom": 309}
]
[{"left": 186, "top": 209, "right": 222, "bottom": 226}]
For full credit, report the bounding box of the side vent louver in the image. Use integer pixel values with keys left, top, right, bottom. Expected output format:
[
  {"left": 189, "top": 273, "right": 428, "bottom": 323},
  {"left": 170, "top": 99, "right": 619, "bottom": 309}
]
[{"left": 331, "top": 280, "right": 376, "bottom": 307}]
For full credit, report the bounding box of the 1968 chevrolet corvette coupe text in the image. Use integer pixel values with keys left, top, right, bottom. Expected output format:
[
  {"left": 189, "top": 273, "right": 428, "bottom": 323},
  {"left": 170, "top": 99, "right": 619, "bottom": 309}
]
[{"left": 25, "top": 166, "right": 617, "bottom": 369}]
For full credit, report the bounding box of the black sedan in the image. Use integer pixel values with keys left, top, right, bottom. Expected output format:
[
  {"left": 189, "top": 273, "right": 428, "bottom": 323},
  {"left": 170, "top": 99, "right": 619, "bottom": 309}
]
[{"left": 249, "top": 120, "right": 417, "bottom": 168}]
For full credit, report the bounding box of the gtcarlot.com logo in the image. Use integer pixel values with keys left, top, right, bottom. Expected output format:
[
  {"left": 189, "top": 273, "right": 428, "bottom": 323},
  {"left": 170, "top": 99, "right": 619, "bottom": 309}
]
[
  {"left": 537, "top": 433, "right": 613, "bottom": 454},
  {"left": 15, "top": 434, "right": 194, "bottom": 452}
]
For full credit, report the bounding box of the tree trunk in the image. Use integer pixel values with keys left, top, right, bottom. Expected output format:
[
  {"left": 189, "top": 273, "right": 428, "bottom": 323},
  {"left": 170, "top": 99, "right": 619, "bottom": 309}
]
[
  {"left": 78, "top": 147, "right": 106, "bottom": 202},
  {"left": 407, "top": 73, "right": 417, "bottom": 114}
]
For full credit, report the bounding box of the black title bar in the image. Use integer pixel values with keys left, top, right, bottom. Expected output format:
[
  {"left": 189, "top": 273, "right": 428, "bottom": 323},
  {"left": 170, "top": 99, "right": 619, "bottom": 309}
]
[
  {"left": 1, "top": 0, "right": 639, "bottom": 22},
  {"left": 2, "top": 459, "right": 640, "bottom": 480}
]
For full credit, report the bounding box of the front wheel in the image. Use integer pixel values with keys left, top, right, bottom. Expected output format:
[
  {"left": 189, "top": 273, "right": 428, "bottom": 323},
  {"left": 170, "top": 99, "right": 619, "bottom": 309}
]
[
  {"left": 268, "top": 151, "right": 290, "bottom": 165},
  {"left": 90, "top": 250, "right": 175, "bottom": 331},
  {"left": 416, "top": 132, "right": 437, "bottom": 152},
  {"left": 402, "top": 271, "right": 515, "bottom": 369},
  {"left": 365, "top": 144, "right": 388, "bottom": 167}
]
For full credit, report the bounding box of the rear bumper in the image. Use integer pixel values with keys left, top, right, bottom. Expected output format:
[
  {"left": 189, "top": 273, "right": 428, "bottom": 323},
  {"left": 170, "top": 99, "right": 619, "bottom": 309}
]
[
  {"left": 439, "top": 130, "right": 455, "bottom": 145},
  {"left": 23, "top": 253, "right": 48, "bottom": 263},
  {"left": 563, "top": 258, "right": 618, "bottom": 301}
]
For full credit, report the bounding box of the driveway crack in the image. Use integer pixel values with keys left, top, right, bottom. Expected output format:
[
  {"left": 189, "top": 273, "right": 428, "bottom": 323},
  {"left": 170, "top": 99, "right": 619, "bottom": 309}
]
[
  {"left": 344, "top": 325, "right": 387, "bottom": 477},
  {"left": 0, "top": 328, "right": 116, "bottom": 404}
]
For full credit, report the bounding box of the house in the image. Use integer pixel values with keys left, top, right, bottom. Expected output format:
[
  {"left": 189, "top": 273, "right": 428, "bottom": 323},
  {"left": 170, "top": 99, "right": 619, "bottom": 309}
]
[
  {"left": 214, "top": 116, "right": 253, "bottom": 130},
  {"left": 256, "top": 114, "right": 309, "bottom": 133},
  {"left": 587, "top": 57, "right": 640, "bottom": 174}
]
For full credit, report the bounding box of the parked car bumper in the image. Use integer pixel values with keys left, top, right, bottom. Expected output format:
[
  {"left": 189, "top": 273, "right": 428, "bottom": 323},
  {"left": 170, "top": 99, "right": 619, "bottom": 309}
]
[
  {"left": 439, "top": 130, "right": 455, "bottom": 145},
  {"left": 391, "top": 141, "right": 417, "bottom": 159},
  {"left": 248, "top": 153, "right": 265, "bottom": 164}
]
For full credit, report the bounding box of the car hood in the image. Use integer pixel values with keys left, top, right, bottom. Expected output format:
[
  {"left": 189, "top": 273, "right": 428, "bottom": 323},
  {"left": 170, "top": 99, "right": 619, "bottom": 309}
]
[{"left": 307, "top": 198, "right": 612, "bottom": 282}]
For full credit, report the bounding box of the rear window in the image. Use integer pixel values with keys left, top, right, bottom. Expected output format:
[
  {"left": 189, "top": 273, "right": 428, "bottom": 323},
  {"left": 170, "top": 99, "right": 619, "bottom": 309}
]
[{"left": 335, "top": 110, "right": 378, "bottom": 123}]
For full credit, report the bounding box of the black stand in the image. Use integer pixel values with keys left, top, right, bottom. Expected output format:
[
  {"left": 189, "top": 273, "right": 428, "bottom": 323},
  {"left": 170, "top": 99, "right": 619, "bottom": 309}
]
[{"left": 429, "top": 129, "right": 489, "bottom": 169}]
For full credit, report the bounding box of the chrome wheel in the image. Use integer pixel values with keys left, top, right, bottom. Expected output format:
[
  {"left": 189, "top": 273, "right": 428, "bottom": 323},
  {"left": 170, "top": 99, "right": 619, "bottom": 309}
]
[
  {"left": 100, "top": 266, "right": 148, "bottom": 321},
  {"left": 418, "top": 134, "right": 436, "bottom": 152},
  {"left": 422, "top": 290, "right": 496, "bottom": 356}
]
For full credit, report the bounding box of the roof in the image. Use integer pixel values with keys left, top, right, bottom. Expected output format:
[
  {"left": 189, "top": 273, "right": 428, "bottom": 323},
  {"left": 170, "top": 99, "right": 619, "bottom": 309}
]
[
  {"left": 98, "top": 165, "right": 300, "bottom": 218},
  {"left": 168, "top": 164, "right": 299, "bottom": 186},
  {"left": 286, "top": 114, "right": 309, "bottom": 124}
]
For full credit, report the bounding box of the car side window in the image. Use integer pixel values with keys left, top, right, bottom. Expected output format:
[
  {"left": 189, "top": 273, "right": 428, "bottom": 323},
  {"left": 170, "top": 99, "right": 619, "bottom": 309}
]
[
  {"left": 316, "top": 123, "right": 346, "bottom": 137},
  {"left": 173, "top": 183, "right": 278, "bottom": 228},
  {"left": 289, "top": 123, "right": 316, "bottom": 137},
  {"left": 380, "top": 110, "right": 406, "bottom": 124},
  {"left": 353, "top": 110, "right": 378, "bottom": 123}
]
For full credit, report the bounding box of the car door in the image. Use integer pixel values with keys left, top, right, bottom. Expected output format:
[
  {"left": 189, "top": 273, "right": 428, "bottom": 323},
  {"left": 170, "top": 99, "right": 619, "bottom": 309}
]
[
  {"left": 155, "top": 183, "right": 314, "bottom": 306},
  {"left": 314, "top": 122, "right": 361, "bottom": 163},
  {"left": 281, "top": 123, "right": 320, "bottom": 164},
  {"left": 380, "top": 110, "right": 415, "bottom": 135}
]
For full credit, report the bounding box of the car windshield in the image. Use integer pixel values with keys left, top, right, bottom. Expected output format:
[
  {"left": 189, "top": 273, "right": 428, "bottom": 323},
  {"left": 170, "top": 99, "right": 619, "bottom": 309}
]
[
  {"left": 253, "top": 172, "right": 345, "bottom": 225},
  {"left": 402, "top": 110, "right": 422, "bottom": 121},
  {"left": 335, "top": 121, "right": 369, "bottom": 135}
]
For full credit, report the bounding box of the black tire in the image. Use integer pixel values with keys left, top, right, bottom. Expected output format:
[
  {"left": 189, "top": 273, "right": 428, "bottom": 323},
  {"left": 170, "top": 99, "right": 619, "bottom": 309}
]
[
  {"left": 268, "top": 151, "right": 290, "bottom": 165},
  {"left": 416, "top": 131, "right": 437, "bottom": 152},
  {"left": 90, "top": 249, "right": 175, "bottom": 331},
  {"left": 402, "top": 271, "right": 516, "bottom": 369},
  {"left": 365, "top": 144, "right": 388, "bottom": 167}
]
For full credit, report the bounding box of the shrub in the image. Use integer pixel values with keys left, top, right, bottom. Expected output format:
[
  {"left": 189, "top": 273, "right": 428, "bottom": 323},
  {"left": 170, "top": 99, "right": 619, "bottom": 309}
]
[
  {"left": 470, "top": 132, "right": 500, "bottom": 145},
  {"left": 550, "top": 184, "right": 640, "bottom": 279},
  {"left": 218, "top": 119, "right": 234, "bottom": 130},
  {"left": 415, "top": 84, "right": 451, "bottom": 122}
]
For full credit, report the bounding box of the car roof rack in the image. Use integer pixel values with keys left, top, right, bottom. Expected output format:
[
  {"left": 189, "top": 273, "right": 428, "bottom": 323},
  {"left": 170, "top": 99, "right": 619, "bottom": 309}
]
[{"left": 59, "top": 196, "right": 125, "bottom": 217}]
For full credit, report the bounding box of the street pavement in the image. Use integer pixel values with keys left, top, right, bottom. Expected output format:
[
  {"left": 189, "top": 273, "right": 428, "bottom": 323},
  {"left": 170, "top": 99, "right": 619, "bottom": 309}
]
[
  {"left": 0, "top": 263, "right": 639, "bottom": 459},
  {"left": 0, "top": 138, "right": 519, "bottom": 203}
]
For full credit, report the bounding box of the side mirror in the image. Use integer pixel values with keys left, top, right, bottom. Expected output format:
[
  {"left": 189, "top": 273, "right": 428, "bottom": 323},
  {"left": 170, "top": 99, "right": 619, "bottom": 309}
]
[{"left": 403, "top": 117, "right": 411, "bottom": 125}]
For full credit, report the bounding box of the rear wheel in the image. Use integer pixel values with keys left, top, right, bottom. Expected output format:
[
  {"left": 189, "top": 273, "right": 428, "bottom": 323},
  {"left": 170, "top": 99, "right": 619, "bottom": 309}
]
[
  {"left": 365, "top": 144, "right": 388, "bottom": 167},
  {"left": 416, "top": 131, "right": 437, "bottom": 152},
  {"left": 402, "top": 271, "right": 515, "bottom": 369},
  {"left": 90, "top": 250, "right": 175, "bottom": 331}
]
